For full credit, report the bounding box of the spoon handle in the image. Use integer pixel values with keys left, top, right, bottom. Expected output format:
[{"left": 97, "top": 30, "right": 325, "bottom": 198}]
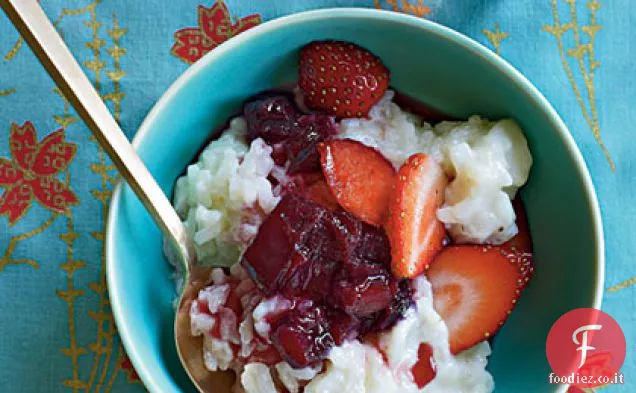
[{"left": 0, "top": 0, "right": 195, "bottom": 270}]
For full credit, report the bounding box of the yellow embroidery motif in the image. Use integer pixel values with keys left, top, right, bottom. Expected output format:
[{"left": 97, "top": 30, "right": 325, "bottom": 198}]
[
  {"left": 0, "top": 88, "right": 16, "bottom": 97},
  {"left": 374, "top": 0, "right": 431, "bottom": 17},
  {"left": 84, "top": 10, "right": 129, "bottom": 392},
  {"left": 2, "top": 0, "right": 105, "bottom": 94},
  {"left": 53, "top": 90, "right": 79, "bottom": 130},
  {"left": 608, "top": 276, "right": 636, "bottom": 293},
  {"left": 45, "top": 2, "right": 137, "bottom": 391},
  {"left": 3, "top": 37, "right": 22, "bottom": 61},
  {"left": 543, "top": 0, "right": 615, "bottom": 171},
  {"left": 2, "top": 36, "right": 18, "bottom": 96},
  {"left": 483, "top": 23, "right": 509, "bottom": 56},
  {"left": 0, "top": 213, "right": 57, "bottom": 272},
  {"left": 52, "top": 76, "right": 86, "bottom": 393}
]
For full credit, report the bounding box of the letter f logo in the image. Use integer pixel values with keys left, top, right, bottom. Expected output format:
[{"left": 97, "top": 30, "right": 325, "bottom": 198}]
[{"left": 572, "top": 324, "right": 602, "bottom": 368}]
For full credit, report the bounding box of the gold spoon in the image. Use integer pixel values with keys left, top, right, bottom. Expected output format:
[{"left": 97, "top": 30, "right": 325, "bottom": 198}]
[{"left": 0, "top": 1, "right": 233, "bottom": 391}]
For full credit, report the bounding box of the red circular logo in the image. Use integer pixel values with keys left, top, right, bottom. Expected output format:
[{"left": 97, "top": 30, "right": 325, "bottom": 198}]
[{"left": 546, "top": 308, "right": 626, "bottom": 388}]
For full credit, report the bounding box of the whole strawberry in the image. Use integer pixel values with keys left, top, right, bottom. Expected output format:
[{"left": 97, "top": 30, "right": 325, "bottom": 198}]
[{"left": 299, "top": 40, "right": 390, "bottom": 118}]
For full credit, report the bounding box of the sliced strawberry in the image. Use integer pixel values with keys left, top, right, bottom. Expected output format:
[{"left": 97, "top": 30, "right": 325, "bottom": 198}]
[
  {"left": 387, "top": 153, "right": 448, "bottom": 278},
  {"left": 426, "top": 245, "right": 534, "bottom": 354},
  {"left": 412, "top": 343, "right": 436, "bottom": 388},
  {"left": 305, "top": 180, "right": 340, "bottom": 211},
  {"left": 318, "top": 140, "right": 395, "bottom": 226},
  {"left": 299, "top": 40, "right": 390, "bottom": 118},
  {"left": 504, "top": 198, "right": 533, "bottom": 254}
]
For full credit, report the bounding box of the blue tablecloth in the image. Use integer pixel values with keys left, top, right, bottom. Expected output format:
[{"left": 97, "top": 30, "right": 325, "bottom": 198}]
[{"left": 0, "top": 1, "right": 633, "bottom": 392}]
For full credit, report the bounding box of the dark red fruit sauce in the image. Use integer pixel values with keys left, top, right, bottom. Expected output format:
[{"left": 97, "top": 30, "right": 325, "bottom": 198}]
[
  {"left": 244, "top": 93, "right": 338, "bottom": 174},
  {"left": 242, "top": 194, "right": 413, "bottom": 368},
  {"left": 240, "top": 93, "right": 414, "bottom": 368}
]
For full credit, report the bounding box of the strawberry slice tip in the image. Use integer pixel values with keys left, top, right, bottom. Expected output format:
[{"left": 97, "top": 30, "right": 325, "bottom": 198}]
[
  {"left": 305, "top": 179, "right": 340, "bottom": 211},
  {"left": 426, "top": 245, "right": 534, "bottom": 354},
  {"left": 318, "top": 139, "right": 395, "bottom": 226},
  {"left": 387, "top": 153, "right": 448, "bottom": 278}
]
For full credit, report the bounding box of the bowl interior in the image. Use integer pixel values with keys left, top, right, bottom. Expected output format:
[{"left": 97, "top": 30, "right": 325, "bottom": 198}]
[{"left": 107, "top": 9, "right": 603, "bottom": 393}]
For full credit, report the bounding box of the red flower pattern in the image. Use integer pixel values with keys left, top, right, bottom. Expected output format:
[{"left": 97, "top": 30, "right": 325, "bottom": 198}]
[
  {"left": 0, "top": 122, "right": 78, "bottom": 224},
  {"left": 171, "top": 0, "right": 261, "bottom": 64}
]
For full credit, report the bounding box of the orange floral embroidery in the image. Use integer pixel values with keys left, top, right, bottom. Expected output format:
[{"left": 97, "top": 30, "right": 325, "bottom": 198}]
[
  {"left": 0, "top": 122, "right": 78, "bottom": 225},
  {"left": 171, "top": 0, "right": 262, "bottom": 64}
]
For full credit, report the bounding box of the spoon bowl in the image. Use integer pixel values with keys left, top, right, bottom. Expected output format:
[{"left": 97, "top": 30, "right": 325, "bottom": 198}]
[{"left": 175, "top": 265, "right": 235, "bottom": 392}]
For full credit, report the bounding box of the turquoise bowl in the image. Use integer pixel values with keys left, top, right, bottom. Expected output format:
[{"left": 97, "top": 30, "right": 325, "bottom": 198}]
[{"left": 107, "top": 8, "right": 604, "bottom": 393}]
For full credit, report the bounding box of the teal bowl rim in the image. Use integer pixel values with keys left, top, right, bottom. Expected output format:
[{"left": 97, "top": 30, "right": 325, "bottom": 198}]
[{"left": 106, "top": 8, "right": 604, "bottom": 393}]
